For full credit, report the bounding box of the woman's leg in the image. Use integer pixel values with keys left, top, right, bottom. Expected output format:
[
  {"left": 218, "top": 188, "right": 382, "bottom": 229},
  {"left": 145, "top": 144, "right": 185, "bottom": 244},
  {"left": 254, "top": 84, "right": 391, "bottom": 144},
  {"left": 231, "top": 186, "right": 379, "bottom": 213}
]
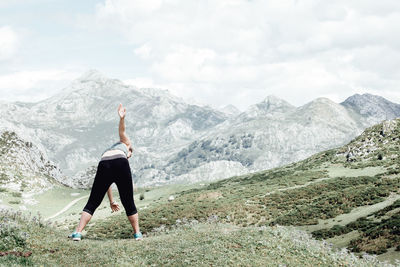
[
  {"left": 127, "top": 213, "right": 140, "bottom": 234},
  {"left": 75, "top": 161, "right": 112, "bottom": 233},
  {"left": 76, "top": 211, "right": 92, "bottom": 232},
  {"left": 114, "top": 158, "right": 140, "bottom": 234}
]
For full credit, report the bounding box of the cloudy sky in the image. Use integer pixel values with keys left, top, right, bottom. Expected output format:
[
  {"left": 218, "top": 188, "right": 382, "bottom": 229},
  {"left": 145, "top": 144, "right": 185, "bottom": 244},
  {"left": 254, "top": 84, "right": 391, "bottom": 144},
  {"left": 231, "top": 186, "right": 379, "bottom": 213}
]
[{"left": 1, "top": 0, "right": 400, "bottom": 110}]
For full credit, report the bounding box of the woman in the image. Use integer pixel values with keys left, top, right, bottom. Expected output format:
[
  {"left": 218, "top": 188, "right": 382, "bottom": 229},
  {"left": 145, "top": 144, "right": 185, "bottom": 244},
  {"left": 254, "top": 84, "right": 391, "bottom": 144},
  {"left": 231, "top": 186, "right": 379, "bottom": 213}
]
[{"left": 69, "top": 103, "right": 142, "bottom": 241}]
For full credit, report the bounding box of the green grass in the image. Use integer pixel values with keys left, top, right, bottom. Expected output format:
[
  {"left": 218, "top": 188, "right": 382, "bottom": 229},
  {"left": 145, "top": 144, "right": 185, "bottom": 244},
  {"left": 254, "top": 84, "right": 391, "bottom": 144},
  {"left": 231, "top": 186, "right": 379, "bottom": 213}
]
[
  {"left": 327, "top": 166, "right": 386, "bottom": 178},
  {"left": 85, "top": 119, "right": 400, "bottom": 262},
  {"left": 2, "top": 119, "right": 400, "bottom": 265},
  {"left": 312, "top": 200, "right": 400, "bottom": 254},
  {"left": 27, "top": 186, "right": 89, "bottom": 218},
  {"left": 0, "top": 209, "right": 391, "bottom": 267},
  {"left": 87, "top": 172, "right": 399, "bottom": 237},
  {"left": 300, "top": 194, "right": 400, "bottom": 233}
]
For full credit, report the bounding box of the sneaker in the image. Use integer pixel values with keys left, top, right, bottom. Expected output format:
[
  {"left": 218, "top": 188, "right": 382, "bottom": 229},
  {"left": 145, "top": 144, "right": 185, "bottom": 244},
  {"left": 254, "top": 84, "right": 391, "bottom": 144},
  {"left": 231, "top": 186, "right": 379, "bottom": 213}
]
[
  {"left": 133, "top": 232, "right": 143, "bottom": 241},
  {"left": 68, "top": 232, "right": 82, "bottom": 241}
]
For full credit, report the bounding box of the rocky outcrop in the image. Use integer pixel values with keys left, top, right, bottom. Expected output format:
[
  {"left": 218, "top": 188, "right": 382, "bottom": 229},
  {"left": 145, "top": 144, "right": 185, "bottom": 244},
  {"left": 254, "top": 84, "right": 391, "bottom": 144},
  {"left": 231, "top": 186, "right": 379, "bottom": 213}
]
[
  {"left": 0, "top": 131, "right": 65, "bottom": 193},
  {"left": 337, "top": 120, "right": 399, "bottom": 162}
]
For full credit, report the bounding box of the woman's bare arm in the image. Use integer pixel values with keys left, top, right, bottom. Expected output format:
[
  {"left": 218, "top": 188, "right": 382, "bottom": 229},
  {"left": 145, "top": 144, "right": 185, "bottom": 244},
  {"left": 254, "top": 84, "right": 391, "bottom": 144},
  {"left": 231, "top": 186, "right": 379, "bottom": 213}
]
[
  {"left": 118, "top": 104, "right": 131, "bottom": 146},
  {"left": 107, "top": 186, "right": 120, "bottom": 212}
]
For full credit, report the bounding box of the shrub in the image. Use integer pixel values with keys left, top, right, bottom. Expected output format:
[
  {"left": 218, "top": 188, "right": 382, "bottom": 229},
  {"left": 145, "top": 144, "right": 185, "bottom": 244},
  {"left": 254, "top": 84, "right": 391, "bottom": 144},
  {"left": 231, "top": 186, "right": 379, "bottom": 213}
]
[
  {"left": 11, "top": 192, "right": 22, "bottom": 198},
  {"left": 0, "top": 222, "right": 28, "bottom": 251}
]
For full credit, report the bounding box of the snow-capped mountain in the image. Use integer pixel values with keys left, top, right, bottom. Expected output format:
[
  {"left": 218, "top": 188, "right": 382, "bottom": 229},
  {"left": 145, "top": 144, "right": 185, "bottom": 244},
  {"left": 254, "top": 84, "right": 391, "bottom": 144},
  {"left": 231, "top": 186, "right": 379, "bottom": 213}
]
[{"left": 1, "top": 70, "right": 400, "bottom": 188}]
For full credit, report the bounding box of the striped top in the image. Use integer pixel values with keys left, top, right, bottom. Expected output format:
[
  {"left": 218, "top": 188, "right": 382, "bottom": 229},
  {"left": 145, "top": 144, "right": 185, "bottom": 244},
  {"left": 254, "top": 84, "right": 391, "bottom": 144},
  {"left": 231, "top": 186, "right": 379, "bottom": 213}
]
[{"left": 101, "top": 142, "right": 128, "bottom": 161}]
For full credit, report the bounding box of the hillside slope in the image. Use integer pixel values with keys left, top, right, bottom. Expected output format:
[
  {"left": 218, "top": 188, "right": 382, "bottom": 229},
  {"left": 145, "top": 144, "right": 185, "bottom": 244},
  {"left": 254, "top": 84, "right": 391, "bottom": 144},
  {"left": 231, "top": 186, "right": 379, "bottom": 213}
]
[
  {"left": 87, "top": 119, "right": 400, "bottom": 262},
  {"left": 0, "top": 131, "right": 64, "bottom": 194},
  {"left": 0, "top": 131, "right": 66, "bottom": 213},
  {"left": 0, "top": 209, "right": 391, "bottom": 266}
]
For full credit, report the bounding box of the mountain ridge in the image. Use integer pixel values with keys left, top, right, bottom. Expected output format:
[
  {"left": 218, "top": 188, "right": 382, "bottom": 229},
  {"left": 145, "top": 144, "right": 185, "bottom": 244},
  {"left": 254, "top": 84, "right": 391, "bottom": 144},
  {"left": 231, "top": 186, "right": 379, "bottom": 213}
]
[{"left": 1, "top": 70, "right": 400, "bottom": 187}]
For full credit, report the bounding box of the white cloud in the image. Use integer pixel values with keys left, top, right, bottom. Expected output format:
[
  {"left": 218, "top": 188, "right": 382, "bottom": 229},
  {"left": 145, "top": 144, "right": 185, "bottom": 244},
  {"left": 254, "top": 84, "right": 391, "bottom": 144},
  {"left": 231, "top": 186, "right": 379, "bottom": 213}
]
[
  {"left": 2, "top": 1, "right": 399, "bottom": 109},
  {"left": 92, "top": 0, "right": 400, "bottom": 109},
  {"left": 153, "top": 45, "right": 217, "bottom": 81},
  {"left": 0, "top": 70, "right": 80, "bottom": 102},
  {"left": 134, "top": 44, "right": 152, "bottom": 59},
  {"left": 0, "top": 26, "right": 19, "bottom": 61}
]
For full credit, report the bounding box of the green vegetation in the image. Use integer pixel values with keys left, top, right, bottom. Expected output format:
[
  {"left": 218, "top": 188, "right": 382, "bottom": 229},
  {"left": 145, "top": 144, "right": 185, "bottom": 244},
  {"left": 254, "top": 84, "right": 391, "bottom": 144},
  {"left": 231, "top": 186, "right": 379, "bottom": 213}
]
[
  {"left": 0, "top": 209, "right": 46, "bottom": 266},
  {"left": 166, "top": 133, "right": 256, "bottom": 176},
  {"left": 2, "top": 119, "right": 400, "bottom": 265},
  {"left": 312, "top": 200, "right": 400, "bottom": 254},
  {"left": 86, "top": 120, "right": 400, "bottom": 262},
  {"left": 11, "top": 192, "right": 22, "bottom": 198},
  {"left": 88, "top": 172, "right": 399, "bottom": 239},
  {"left": 0, "top": 209, "right": 389, "bottom": 266},
  {"left": 27, "top": 187, "right": 89, "bottom": 219}
]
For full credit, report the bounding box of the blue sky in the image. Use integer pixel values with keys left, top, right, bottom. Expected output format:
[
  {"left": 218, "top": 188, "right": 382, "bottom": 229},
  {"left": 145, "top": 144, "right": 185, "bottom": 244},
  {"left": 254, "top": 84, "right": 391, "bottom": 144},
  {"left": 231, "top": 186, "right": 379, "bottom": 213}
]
[{"left": 1, "top": 0, "right": 400, "bottom": 110}]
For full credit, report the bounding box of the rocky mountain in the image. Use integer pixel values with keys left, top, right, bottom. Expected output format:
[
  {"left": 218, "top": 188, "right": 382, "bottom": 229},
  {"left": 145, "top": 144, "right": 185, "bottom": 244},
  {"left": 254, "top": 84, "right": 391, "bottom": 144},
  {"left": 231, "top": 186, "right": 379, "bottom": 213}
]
[
  {"left": 1, "top": 70, "right": 400, "bottom": 188},
  {"left": 0, "top": 131, "right": 64, "bottom": 194},
  {"left": 151, "top": 96, "right": 400, "bottom": 186},
  {"left": 341, "top": 93, "right": 400, "bottom": 125},
  {"left": 0, "top": 70, "right": 228, "bottom": 187},
  {"left": 219, "top": 104, "right": 241, "bottom": 117}
]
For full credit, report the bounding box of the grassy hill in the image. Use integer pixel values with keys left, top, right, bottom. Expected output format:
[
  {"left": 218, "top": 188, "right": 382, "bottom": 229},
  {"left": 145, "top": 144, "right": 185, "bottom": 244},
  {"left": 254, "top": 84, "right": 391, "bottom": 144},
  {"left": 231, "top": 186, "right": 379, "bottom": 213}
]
[
  {"left": 1, "top": 119, "right": 400, "bottom": 266},
  {"left": 0, "top": 209, "right": 389, "bottom": 266},
  {"left": 86, "top": 119, "right": 400, "bottom": 263}
]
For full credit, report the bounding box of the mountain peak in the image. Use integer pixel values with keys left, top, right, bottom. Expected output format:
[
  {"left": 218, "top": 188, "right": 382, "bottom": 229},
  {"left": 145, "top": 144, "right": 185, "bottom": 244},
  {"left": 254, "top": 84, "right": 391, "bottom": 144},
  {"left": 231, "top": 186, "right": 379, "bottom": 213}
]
[
  {"left": 342, "top": 93, "right": 386, "bottom": 104},
  {"left": 242, "top": 95, "right": 295, "bottom": 119},
  {"left": 308, "top": 97, "right": 337, "bottom": 105},
  {"left": 262, "top": 95, "right": 288, "bottom": 104},
  {"left": 299, "top": 97, "right": 342, "bottom": 113},
  {"left": 220, "top": 104, "right": 241, "bottom": 116},
  {"left": 259, "top": 95, "right": 295, "bottom": 110},
  {"left": 77, "top": 69, "right": 109, "bottom": 82},
  {"left": 341, "top": 93, "right": 400, "bottom": 122}
]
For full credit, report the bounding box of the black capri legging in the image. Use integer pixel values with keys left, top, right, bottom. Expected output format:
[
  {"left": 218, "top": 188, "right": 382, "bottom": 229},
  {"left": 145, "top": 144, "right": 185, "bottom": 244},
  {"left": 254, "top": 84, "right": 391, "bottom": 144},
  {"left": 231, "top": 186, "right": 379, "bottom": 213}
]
[{"left": 83, "top": 157, "right": 137, "bottom": 216}]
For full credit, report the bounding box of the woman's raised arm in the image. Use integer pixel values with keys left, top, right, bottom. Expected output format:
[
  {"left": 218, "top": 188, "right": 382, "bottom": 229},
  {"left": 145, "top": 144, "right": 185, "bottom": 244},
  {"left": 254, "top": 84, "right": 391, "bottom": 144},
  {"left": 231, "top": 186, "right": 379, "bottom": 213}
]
[{"left": 118, "top": 103, "right": 131, "bottom": 146}]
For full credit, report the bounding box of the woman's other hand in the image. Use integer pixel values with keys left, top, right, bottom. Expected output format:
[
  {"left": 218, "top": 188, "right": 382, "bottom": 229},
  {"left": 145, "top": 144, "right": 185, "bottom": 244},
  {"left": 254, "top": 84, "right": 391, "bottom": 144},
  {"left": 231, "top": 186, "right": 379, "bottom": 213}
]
[{"left": 110, "top": 201, "right": 120, "bottom": 213}]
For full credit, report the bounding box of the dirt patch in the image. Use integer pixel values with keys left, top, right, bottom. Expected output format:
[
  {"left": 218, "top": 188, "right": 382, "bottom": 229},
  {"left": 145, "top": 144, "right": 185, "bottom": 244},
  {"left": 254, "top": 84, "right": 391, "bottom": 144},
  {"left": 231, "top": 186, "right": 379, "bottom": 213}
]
[
  {"left": 197, "top": 192, "right": 223, "bottom": 201},
  {"left": 0, "top": 251, "right": 32, "bottom": 257}
]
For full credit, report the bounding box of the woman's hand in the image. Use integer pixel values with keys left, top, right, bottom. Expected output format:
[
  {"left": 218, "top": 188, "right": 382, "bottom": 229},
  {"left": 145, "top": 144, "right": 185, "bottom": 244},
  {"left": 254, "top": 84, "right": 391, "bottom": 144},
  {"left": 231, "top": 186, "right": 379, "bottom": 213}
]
[
  {"left": 118, "top": 103, "right": 126, "bottom": 119},
  {"left": 110, "top": 201, "right": 120, "bottom": 213}
]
